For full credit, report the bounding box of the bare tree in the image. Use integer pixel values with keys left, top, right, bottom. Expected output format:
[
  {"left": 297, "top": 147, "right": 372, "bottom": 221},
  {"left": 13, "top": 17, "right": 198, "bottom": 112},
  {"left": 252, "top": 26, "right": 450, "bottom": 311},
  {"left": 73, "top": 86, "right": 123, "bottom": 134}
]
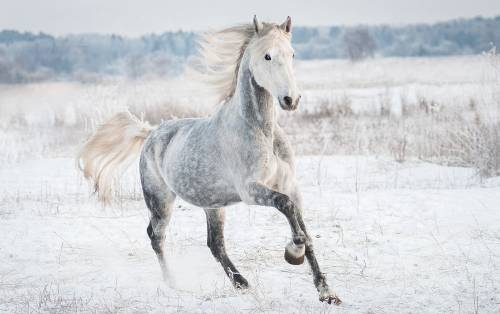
[{"left": 343, "top": 27, "right": 377, "bottom": 61}]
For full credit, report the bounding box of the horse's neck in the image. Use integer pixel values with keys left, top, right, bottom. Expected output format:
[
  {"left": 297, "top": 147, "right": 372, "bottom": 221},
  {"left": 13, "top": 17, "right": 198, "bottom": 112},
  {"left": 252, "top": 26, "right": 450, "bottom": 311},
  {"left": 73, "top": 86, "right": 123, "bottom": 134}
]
[{"left": 232, "top": 60, "right": 275, "bottom": 137}]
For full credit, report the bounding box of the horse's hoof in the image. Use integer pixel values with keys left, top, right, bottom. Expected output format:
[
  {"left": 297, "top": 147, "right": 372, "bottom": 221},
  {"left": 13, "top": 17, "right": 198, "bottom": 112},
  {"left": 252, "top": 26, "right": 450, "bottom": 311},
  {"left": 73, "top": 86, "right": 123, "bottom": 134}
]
[
  {"left": 285, "top": 251, "right": 304, "bottom": 265},
  {"left": 320, "top": 294, "right": 342, "bottom": 305},
  {"left": 232, "top": 273, "right": 249, "bottom": 289},
  {"left": 319, "top": 287, "right": 342, "bottom": 305},
  {"left": 284, "top": 241, "right": 305, "bottom": 265}
]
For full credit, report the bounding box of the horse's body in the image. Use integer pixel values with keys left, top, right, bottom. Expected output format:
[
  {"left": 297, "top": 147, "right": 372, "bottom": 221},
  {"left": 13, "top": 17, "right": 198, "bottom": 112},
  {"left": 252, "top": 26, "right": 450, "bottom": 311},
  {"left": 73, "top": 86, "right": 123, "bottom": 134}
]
[{"left": 78, "top": 16, "right": 340, "bottom": 304}]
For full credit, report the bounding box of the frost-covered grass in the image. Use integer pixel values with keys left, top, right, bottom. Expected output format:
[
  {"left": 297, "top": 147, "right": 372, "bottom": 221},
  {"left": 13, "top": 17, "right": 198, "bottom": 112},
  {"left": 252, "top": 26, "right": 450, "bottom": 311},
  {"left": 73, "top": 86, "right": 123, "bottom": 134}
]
[
  {"left": 285, "top": 98, "right": 500, "bottom": 178},
  {"left": 1, "top": 55, "right": 499, "bottom": 175},
  {"left": 288, "top": 54, "right": 500, "bottom": 177},
  {"left": 0, "top": 55, "right": 500, "bottom": 313},
  {"left": 0, "top": 157, "right": 499, "bottom": 313}
]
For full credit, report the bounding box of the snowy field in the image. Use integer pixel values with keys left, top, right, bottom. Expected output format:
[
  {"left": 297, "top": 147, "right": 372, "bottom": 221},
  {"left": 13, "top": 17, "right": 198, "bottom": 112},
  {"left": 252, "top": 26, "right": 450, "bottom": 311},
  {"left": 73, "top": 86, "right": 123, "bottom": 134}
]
[
  {"left": 1, "top": 55, "right": 500, "bottom": 313},
  {"left": 1, "top": 157, "right": 499, "bottom": 313}
]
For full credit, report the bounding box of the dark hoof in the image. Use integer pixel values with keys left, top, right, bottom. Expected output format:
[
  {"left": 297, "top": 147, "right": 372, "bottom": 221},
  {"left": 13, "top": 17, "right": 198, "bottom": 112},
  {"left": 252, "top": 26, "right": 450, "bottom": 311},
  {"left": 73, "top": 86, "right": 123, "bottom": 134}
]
[
  {"left": 284, "top": 240, "right": 305, "bottom": 265},
  {"left": 284, "top": 249, "right": 305, "bottom": 265},
  {"left": 321, "top": 294, "right": 342, "bottom": 305},
  {"left": 232, "top": 273, "right": 249, "bottom": 289},
  {"left": 319, "top": 288, "right": 342, "bottom": 305}
]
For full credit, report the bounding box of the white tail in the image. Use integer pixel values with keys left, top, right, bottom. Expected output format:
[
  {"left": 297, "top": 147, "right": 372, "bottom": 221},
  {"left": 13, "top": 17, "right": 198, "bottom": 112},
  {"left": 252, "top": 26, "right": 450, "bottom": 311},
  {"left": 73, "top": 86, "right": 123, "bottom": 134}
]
[{"left": 77, "top": 112, "right": 154, "bottom": 204}]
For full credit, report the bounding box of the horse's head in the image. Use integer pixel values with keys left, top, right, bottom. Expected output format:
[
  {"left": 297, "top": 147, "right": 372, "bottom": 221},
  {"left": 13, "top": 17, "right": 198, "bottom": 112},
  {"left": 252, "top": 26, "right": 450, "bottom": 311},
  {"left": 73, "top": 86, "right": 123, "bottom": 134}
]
[{"left": 248, "top": 16, "right": 301, "bottom": 111}]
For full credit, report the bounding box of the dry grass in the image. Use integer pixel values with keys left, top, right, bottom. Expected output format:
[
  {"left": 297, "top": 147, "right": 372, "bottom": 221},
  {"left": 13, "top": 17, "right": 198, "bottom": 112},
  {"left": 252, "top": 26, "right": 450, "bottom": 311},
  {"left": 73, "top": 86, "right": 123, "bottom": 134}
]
[
  {"left": 281, "top": 92, "right": 500, "bottom": 178},
  {"left": 2, "top": 90, "right": 498, "bottom": 178},
  {"left": 0, "top": 96, "right": 204, "bottom": 164},
  {"left": 0, "top": 282, "right": 166, "bottom": 314},
  {"left": 1, "top": 53, "right": 499, "bottom": 178}
]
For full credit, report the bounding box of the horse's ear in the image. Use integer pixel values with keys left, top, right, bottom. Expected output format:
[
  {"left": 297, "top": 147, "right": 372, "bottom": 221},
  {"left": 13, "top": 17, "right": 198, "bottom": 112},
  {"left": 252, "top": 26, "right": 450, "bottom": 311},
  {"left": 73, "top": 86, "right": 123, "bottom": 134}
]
[
  {"left": 281, "top": 16, "right": 292, "bottom": 33},
  {"left": 253, "top": 15, "right": 263, "bottom": 34}
]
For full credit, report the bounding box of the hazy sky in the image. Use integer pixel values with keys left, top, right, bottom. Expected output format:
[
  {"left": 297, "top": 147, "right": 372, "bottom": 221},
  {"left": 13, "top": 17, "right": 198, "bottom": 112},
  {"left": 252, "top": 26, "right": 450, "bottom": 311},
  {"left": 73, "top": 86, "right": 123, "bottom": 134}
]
[{"left": 1, "top": 0, "right": 500, "bottom": 36}]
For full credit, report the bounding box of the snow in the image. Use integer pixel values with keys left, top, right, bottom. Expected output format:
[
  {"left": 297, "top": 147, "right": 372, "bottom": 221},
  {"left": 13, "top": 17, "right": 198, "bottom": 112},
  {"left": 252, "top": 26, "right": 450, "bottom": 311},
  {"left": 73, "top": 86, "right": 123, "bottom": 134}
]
[
  {"left": 1, "top": 156, "right": 499, "bottom": 313},
  {"left": 294, "top": 56, "right": 500, "bottom": 115},
  {"left": 1, "top": 54, "right": 499, "bottom": 312}
]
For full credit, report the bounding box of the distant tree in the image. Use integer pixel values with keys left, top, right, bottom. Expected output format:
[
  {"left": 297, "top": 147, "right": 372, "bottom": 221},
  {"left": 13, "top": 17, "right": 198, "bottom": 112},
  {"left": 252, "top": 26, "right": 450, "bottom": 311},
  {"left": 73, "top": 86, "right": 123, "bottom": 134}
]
[
  {"left": 292, "top": 27, "right": 318, "bottom": 44},
  {"left": 0, "top": 53, "right": 14, "bottom": 83},
  {"left": 343, "top": 27, "right": 377, "bottom": 61},
  {"left": 0, "top": 15, "right": 499, "bottom": 83}
]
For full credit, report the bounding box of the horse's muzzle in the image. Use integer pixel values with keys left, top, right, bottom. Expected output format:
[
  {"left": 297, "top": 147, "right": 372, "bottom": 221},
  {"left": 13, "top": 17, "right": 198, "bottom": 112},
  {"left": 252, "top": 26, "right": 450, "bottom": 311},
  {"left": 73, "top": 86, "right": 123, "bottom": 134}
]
[{"left": 279, "top": 95, "right": 301, "bottom": 111}]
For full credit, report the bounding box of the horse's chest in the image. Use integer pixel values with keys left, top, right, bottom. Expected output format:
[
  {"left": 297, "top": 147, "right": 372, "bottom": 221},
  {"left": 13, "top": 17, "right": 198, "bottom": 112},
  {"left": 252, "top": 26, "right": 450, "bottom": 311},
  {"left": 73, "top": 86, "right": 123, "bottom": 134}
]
[
  {"left": 261, "top": 152, "right": 279, "bottom": 180},
  {"left": 240, "top": 136, "right": 291, "bottom": 183}
]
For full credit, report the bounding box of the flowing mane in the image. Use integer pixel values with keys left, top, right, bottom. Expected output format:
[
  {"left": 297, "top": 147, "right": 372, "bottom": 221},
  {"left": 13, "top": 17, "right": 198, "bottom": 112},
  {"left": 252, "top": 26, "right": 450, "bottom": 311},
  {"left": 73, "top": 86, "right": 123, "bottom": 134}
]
[{"left": 191, "top": 22, "right": 286, "bottom": 104}]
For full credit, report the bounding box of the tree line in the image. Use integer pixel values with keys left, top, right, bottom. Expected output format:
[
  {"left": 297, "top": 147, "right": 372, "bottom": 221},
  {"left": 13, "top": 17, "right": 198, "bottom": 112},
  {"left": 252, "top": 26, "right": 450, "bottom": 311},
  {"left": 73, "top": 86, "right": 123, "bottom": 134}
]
[{"left": 0, "top": 15, "right": 499, "bottom": 83}]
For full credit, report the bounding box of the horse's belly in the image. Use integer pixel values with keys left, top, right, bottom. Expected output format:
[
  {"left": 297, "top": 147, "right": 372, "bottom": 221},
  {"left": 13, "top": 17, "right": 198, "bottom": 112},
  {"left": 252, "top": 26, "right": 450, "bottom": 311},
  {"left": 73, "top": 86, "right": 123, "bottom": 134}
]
[
  {"left": 175, "top": 185, "right": 241, "bottom": 208},
  {"left": 168, "top": 168, "right": 241, "bottom": 208}
]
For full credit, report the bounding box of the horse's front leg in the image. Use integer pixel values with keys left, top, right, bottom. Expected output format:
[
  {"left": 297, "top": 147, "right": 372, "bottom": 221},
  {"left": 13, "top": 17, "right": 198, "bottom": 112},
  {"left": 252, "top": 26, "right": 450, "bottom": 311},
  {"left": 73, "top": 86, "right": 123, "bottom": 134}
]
[
  {"left": 290, "top": 190, "right": 342, "bottom": 305},
  {"left": 242, "top": 182, "right": 307, "bottom": 264}
]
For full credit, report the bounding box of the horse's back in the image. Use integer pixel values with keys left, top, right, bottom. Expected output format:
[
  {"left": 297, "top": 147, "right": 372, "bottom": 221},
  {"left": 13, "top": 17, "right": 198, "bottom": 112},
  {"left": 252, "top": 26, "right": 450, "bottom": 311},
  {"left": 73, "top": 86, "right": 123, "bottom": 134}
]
[{"left": 141, "top": 118, "right": 201, "bottom": 165}]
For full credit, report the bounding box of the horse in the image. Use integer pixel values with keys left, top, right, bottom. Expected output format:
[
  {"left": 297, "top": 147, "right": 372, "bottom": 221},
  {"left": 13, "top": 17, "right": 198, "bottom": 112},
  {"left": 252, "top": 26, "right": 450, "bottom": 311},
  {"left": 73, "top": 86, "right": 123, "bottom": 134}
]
[{"left": 78, "top": 16, "right": 341, "bottom": 305}]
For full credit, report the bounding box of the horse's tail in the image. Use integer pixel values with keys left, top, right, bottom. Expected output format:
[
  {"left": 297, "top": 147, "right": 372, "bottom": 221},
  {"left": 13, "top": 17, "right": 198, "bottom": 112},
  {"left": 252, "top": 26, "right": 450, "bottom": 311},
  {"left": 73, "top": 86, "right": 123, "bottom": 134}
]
[{"left": 77, "top": 111, "right": 154, "bottom": 204}]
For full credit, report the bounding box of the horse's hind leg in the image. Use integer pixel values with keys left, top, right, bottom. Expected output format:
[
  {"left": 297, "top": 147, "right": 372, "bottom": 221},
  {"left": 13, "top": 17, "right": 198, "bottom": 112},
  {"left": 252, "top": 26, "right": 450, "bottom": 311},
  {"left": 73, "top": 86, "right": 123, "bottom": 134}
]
[
  {"left": 204, "top": 208, "right": 249, "bottom": 289},
  {"left": 143, "top": 185, "right": 176, "bottom": 281}
]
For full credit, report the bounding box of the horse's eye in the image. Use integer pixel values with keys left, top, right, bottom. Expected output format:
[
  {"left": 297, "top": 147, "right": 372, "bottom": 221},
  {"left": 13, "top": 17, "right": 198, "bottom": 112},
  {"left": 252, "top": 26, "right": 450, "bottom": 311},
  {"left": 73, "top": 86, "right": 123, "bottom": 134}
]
[
  {"left": 293, "top": 53, "right": 295, "bottom": 58},
  {"left": 264, "top": 54, "right": 271, "bottom": 61}
]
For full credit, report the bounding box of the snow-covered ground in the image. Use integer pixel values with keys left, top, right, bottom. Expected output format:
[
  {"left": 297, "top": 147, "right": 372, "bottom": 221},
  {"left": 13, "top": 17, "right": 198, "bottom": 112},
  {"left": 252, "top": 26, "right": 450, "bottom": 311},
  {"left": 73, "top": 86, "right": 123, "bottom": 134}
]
[
  {"left": 1, "top": 156, "right": 499, "bottom": 313},
  {"left": 1, "top": 55, "right": 499, "bottom": 312}
]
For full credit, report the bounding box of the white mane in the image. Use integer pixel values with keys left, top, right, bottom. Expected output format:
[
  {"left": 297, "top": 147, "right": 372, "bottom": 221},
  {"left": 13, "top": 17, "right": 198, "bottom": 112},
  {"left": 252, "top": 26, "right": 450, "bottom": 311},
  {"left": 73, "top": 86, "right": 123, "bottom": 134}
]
[{"left": 191, "top": 23, "right": 289, "bottom": 104}]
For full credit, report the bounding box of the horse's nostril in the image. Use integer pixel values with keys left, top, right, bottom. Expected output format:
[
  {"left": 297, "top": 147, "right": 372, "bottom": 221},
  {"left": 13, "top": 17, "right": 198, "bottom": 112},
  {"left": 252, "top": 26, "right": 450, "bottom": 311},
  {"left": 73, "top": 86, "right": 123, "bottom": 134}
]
[{"left": 283, "top": 96, "right": 293, "bottom": 106}]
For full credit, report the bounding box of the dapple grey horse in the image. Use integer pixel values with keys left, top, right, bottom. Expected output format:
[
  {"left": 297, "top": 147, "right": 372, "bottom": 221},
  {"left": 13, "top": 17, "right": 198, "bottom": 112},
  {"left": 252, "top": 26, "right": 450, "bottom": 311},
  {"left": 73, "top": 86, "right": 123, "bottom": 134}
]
[{"left": 78, "top": 16, "right": 341, "bottom": 304}]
